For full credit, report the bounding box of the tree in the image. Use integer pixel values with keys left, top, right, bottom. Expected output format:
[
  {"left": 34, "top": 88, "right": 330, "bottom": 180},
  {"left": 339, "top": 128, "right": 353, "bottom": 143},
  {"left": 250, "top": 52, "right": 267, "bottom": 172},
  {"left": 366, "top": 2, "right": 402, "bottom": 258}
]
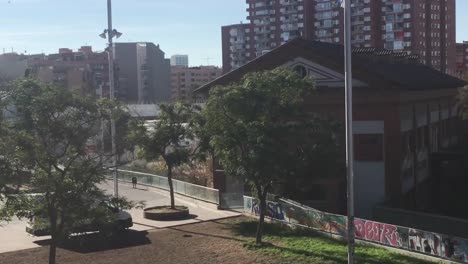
[
  {"left": 129, "top": 103, "right": 193, "bottom": 209},
  {"left": 0, "top": 79, "right": 133, "bottom": 264},
  {"left": 204, "top": 68, "right": 340, "bottom": 244}
]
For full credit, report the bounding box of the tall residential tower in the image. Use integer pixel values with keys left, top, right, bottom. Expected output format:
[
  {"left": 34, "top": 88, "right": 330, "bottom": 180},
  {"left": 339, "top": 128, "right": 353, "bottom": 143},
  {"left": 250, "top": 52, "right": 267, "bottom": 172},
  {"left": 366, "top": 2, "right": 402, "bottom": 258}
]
[{"left": 222, "top": 0, "right": 456, "bottom": 75}]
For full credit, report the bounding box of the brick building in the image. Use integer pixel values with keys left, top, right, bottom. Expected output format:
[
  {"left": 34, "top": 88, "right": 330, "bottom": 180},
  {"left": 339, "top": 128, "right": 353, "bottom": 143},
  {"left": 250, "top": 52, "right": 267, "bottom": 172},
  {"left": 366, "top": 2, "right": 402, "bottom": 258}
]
[
  {"left": 27, "top": 46, "right": 109, "bottom": 97},
  {"left": 222, "top": 0, "right": 456, "bottom": 75},
  {"left": 171, "top": 65, "right": 222, "bottom": 103},
  {"left": 456, "top": 42, "right": 468, "bottom": 81},
  {"left": 197, "top": 38, "right": 466, "bottom": 217}
]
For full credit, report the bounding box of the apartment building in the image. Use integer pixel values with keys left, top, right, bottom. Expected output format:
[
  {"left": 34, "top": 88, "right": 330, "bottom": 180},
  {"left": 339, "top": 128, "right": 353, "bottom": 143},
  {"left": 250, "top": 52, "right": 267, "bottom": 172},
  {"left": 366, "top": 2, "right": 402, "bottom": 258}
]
[
  {"left": 222, "top": 0, "right": 456, "bottom": 74},
  {"left": 456, "top": 42, "right": 468, "bottom": 81},
  {"left": 171, "top": 65, "right": 222, "bottom": 103},
  {"left": 222, "top": 23, "right": 254, "bottom": 73},
  {"left": 27, "top": 46, "right": 109, "bottom": 96},
  {"left": 0, "top": 53, "right": 28, "bottom": 80},
  {"left": 170, "top": 55, "right": 189, "bottom": 67},
  {"left": 113, "top": 42, "right": 170, "bottom": 103}
]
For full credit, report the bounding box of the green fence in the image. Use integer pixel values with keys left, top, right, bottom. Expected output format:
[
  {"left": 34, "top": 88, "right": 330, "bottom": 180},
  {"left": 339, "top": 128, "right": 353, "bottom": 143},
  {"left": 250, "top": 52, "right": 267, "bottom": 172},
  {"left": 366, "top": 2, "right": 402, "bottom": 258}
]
[{"left": 116, "top": 169, "right": 219, "bottom": 204}]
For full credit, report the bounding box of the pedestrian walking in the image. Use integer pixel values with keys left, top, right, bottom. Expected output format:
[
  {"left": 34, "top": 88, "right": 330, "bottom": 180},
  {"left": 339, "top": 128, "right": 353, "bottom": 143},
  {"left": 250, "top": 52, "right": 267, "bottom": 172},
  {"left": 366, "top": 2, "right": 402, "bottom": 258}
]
[{"left": 132, "top": 176, "right": 137, "bottom": 189}]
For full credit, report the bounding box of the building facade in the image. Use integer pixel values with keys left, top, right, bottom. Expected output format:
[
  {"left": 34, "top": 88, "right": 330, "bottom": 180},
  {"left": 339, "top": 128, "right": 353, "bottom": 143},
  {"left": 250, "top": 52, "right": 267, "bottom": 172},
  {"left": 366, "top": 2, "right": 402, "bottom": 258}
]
[
  {"left": 456, "top": 42, "right": 468, "bottom": 81},
  {"left": 198, "top": 38, "right": 466, "bottom": 217},
  {"left": 114, "top": 42, "right": 170, "bottom": 103},
  {"left": 0, "top": 53, "right": 28, "bottom": 81},
  {"left": 26, "top": 46, "right": 109, "bottom": 97},
  {"left": 170, "top": 55, "right": 189, "bottom": 67},
  {"left": 222, "top": 23, "right": 254, "bottom": 73},
  {"left": 222, "top": 0, "right": 456, "bottom": 75},
  {"left": 171, "top": 65, "right": 222, "bottom": 103}
]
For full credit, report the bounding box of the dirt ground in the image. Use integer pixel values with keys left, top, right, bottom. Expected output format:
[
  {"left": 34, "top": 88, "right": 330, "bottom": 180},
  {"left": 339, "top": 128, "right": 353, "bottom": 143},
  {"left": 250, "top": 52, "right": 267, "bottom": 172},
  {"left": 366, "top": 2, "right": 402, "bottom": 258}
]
[{"left": 0, "top": 217, "right": 280, "bottom": 264}]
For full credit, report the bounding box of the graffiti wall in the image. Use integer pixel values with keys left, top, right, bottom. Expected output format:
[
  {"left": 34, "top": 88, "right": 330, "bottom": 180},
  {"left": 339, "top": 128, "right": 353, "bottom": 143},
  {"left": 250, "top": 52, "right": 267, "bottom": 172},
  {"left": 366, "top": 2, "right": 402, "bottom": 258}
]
[
  {"left": 354, "top": 219, "right": 408, "bottom": 248},
  {"left": 243, "top": 196, "right": 468, "bottom": 263},
  {"left": 442, "top": 237, "right": 468, "bottom": 262},
  {"left": 408, "top": 229, "right": 442, "bottom": 256}
]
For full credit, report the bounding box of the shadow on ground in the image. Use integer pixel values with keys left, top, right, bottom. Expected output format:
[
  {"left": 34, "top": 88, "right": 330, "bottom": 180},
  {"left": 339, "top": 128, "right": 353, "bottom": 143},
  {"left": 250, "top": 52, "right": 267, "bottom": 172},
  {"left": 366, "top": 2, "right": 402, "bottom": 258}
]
[
  {"left": 150, "top": 214, "right": 199, "bottom": 222},
  {"left": 34, "top": 230, "right": 151, "bottom": 253}
]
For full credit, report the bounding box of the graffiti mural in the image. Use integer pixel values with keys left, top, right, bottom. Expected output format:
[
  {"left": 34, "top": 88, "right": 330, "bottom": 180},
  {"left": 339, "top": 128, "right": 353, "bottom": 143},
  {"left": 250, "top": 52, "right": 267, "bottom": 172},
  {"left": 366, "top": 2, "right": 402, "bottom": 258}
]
[
  {"left": 243, "top": 196, "right": 468, "bottom": 263},
  {"left": 280, "top": 201, "right": 346, "bottom": 235},
  {"left": 408, "top": 229, "right": 442, "bottom": 257},
  {"left": 354, "top": 219, "right": 408, "bottom": 248},
  {"left": 266, "top": 201, "right": 285, "bottom": 220},
  {"left": 250, "top": 199, "right": 286, "bottom": 221},
  {"left": 442, "top": 237, "right": 468, "bottom": 262}
]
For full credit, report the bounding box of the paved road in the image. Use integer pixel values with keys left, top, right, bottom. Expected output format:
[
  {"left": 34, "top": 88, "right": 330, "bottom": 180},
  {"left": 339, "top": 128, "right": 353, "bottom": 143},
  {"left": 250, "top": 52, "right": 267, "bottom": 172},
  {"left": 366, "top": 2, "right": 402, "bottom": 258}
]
[{"left": 0, "top": 180, "right": 239, "bottom": 254}]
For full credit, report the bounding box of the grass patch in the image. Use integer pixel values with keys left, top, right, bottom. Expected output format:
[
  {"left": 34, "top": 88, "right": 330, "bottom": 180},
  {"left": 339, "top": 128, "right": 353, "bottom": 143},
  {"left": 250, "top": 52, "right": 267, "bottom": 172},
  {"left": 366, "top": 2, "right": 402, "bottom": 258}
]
[{"left": 226, "top": 218, "right": 439, "bottom": 264}]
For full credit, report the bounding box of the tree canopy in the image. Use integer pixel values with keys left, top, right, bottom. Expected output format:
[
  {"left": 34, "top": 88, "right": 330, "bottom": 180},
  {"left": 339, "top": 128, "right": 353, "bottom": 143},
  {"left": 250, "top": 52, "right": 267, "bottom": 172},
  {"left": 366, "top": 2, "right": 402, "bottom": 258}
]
[
  {"left": 204, "top": 68, "right": 342, "bottom": 244},
  {"left": 0, "top": 79, "right": 133, "bottom": 264},
  {"left": 129, "top": 103, "right": 194, "bottom": 209}
]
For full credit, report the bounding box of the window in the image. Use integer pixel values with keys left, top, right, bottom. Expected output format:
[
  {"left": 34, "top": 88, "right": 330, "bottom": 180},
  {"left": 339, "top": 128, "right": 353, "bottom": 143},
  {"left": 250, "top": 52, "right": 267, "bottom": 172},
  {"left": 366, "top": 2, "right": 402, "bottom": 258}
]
[{"left": 293, "top": 65, "right": 307, "bottom": 78}]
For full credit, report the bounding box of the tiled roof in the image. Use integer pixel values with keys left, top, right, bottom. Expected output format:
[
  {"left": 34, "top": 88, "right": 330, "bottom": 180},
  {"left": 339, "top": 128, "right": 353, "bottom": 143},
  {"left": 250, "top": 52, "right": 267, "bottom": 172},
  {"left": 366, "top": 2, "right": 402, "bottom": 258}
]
[{"left": 195, "top": 38, "right": 466, "bottom": 95}]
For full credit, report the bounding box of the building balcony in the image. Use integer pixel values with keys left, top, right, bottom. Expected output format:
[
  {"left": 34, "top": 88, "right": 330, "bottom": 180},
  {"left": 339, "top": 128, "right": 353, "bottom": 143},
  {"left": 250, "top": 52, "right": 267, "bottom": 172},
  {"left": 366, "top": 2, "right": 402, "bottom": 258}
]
[{"left": 351, "top": 20, "right": 365, "bottom": 25}]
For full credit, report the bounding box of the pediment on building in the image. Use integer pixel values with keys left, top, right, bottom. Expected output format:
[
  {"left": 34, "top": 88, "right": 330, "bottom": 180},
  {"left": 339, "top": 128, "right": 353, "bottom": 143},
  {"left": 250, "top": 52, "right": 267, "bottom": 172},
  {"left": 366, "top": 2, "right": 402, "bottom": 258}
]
[{"left": 282, "top": 57, "right": 368, "bottom": 88}]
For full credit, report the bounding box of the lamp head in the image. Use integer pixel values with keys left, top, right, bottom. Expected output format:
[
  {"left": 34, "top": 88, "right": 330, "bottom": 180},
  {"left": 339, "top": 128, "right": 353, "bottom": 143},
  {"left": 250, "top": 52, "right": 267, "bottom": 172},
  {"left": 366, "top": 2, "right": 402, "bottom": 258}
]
[
  {"left": 112, "top": 29, "right": 123, "bottom": 39},
  {"left": 99, "top": 29, "right": 108, "bottom": 39}
]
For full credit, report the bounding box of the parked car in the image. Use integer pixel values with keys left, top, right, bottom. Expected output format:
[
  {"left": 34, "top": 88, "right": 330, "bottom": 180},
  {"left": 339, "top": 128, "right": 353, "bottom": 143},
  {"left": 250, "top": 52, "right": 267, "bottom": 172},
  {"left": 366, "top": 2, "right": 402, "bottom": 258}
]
[{"left": 25, "top": 195, "right": 133, "bottom": 237}]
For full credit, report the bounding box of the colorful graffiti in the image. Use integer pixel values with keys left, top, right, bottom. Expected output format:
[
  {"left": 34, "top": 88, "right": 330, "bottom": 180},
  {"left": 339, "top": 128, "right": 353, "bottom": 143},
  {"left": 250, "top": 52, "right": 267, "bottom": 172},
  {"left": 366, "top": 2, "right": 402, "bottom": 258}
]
[
  {"left": 354, "top": 219, "right": 408, "bottom": 248},
  {"left": 249, "top": 197, "right": 347, "bottom": 236},
  {"left": 442, "top": 237, "right": 468, "bottom": 262},
  {"left": 408, "top": 229, "right": 442, "bottom": 256},
  {"left": 250, "top": 199, "right": 285, "bottom": 221},
  {"left": 243, "top": 196, "right": 468, "bottom": 263}
]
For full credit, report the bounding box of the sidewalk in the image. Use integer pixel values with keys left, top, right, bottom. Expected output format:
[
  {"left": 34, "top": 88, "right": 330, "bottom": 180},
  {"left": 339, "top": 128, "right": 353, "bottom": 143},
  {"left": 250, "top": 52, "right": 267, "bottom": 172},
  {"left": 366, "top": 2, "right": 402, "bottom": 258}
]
[{"left": 100, "top": 181, "right": 241, "bottom": 231}]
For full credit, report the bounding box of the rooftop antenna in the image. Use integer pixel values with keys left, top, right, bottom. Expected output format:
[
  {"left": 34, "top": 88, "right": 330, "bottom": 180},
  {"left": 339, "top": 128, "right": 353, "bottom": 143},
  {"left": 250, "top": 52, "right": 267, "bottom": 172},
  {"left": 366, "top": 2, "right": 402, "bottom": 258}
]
[{"left": 202, "top": 57, "right": 213, "bottom": 65}]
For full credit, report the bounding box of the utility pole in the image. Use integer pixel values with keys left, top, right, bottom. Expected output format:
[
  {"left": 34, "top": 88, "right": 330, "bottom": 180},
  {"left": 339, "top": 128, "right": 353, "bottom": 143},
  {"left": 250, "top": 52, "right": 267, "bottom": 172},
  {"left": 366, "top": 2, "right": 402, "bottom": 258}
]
[
  {"left": 107, "top": 0, "right": 118, "bottom": 197},
  {"left": 344, "top": 0, "right": 355, "bottom": 263}
]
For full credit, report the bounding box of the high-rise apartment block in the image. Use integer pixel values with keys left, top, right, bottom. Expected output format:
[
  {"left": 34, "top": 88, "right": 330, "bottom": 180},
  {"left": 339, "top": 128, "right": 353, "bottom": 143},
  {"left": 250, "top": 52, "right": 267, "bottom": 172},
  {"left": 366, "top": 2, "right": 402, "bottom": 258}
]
[
  {"left": 456, "top": 42, "right": 468, "bottom": 81},
  {"left": 170, "top": 55, "right": 189, "bottom": 67},
  {"left": 222, "top": 0, "right": 456, "bottom": 75},
  {"left": 221, "top": 23, "right": 254, "bottom": 73},
  {"left": 114, "top": 42, "right": 171, "bottom": 103},
  {"left": 171, "top": 65, "right": 222, "bottom": 103}
]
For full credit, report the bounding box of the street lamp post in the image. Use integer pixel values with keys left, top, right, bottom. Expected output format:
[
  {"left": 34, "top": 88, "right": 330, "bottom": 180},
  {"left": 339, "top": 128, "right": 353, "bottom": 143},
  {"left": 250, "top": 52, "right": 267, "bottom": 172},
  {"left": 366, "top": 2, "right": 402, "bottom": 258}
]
[
  {"left": 343, "top": 0, "right": 355, "bottom": 263},
  {"left": 101, "top": 0, "right": 122, "bottom": 197}
]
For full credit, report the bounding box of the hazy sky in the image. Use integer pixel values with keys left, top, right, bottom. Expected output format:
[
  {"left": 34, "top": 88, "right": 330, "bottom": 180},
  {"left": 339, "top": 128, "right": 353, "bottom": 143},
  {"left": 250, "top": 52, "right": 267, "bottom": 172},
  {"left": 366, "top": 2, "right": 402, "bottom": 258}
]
[{"left": 0, "top": 0, "right": 467, "bottom": 67}]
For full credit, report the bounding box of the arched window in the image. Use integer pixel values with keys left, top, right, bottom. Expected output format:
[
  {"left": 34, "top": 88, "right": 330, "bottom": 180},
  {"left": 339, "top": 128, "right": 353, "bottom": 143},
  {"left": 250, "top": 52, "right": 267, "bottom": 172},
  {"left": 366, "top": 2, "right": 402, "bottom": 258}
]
[{"left": 293, "top": 65, "right": 307, "bottom": 78}]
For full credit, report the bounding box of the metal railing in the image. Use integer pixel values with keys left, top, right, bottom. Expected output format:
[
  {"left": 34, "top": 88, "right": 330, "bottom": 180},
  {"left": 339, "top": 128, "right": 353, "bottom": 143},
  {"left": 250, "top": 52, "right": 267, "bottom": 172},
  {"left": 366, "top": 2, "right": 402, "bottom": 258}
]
[{"left": 116, "top": 169, "right": 220, "bottom": 204}]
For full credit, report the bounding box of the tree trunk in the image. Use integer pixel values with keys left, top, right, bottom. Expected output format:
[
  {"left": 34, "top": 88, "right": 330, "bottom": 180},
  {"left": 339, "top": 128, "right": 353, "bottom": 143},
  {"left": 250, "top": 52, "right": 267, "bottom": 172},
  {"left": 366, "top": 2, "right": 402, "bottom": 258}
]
[
  {"left": 255, "top": 193, "right": 267, "bottom": 245},
  {"left": 167, "top": 165, "right": 175, "bottom": 209},
  {"left": 49, "top": 235, "right": 57, "bottom": 264}
]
